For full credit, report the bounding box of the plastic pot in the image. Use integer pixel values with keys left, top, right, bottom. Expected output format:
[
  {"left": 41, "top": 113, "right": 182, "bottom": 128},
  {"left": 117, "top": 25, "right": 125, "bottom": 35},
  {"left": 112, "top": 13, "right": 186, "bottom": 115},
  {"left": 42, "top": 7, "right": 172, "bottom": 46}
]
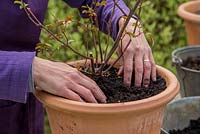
[
  {"left": 162, "top": 96, "right": 200, "bottom": 133},
  {"left": 172, "top": 46, "right": 200, "bottom": 97},
  {"left": 178, "top": 0, "right": 200, "bottom": 45},
  {"left": 34, "top": 60, "right": 179, "bottom": 134}
]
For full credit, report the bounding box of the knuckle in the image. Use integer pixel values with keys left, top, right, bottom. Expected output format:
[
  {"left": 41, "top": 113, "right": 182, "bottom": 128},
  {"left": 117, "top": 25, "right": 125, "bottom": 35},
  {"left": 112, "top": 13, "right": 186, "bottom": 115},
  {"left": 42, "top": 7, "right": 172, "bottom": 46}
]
[
  {"left": 135, "top": 45, "right": 142, "bottom": 51},
  {"left": 125, "top": 67, "right": 132, "bottom": 73},
  {"left": 56, "top": 83, "right": 66, "bottom": 92},
  {"left": 148, "top": 47, "right": 152, "bottom": 53},
  {"left": 126, "top": 46, "right": 134, "bottom": 53},
  {"left": 84, "top": 90, "right": 93, "bottom": 98},
  {"left": 125, "top": 76, "right": 131, "bottom": 83},
  {"left": 124, "top": 48, "right": 133, "bottom": 55},
  {"left": 151, "top": 60, "right": 156, "bottom": 66},
  {"left": 58, "top": 87, "right": 69, "bottom": 96},
  {"left": 145, "top": 48, "right": 150, "bottom": 53},
  {"left": 135, "top": 67, "right": 143, "bottom": 74},
  {"left": 69, "top": 72, "right": 79, "bottom": 79},
  {"left": 144, "top": 64, "right": 151, "bottom": 70}
]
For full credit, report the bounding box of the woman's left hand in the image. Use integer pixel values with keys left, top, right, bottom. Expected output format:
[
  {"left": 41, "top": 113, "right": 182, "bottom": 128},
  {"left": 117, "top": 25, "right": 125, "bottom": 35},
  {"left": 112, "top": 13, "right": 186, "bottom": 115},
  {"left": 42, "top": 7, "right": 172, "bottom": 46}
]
[{"left": 117, "top": 17, "right": 157, "bottom": 87}]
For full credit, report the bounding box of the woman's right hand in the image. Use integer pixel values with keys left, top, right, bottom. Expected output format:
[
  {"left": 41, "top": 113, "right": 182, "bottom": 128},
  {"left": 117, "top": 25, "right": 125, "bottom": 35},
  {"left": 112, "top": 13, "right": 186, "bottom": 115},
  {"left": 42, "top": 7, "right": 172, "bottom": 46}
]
[{"left": 32, "top": 57, "right": 106, "bottom": 103}]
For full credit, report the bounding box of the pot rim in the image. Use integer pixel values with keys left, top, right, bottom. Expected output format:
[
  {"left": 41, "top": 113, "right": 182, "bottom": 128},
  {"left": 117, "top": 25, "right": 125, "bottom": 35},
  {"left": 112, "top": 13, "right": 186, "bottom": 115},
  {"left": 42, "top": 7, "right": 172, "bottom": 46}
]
[
  {"left": 178, "top": 1, "right": 200, "bottom": 23},
  {"left": 35, "top": 64, "right": 179, "bottom": 114},
  {"left": 172, "top": 46, "right": 200, "bottom": 73},
  {"left": 168, "top": 96, "right": 200, "bottom": 106}
]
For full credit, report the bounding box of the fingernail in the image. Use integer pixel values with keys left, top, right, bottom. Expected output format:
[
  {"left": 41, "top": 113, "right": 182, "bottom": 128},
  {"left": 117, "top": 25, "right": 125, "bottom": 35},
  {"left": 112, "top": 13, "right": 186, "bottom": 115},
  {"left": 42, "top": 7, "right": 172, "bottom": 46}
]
[
  {"left": 102, "top": 96, "right": 107, "bottom": 103},
  {"left": 102, "top": 99, "right": 107, "bottom": 103},
  {"left": 80, "top": 98, "right": 85, "bottom": 102},
  {"left": 144, "top": 84, "right": 148, "bottom": 88},
  {"left": 153, "top": 77, "right": 157, "bottom": 81}
]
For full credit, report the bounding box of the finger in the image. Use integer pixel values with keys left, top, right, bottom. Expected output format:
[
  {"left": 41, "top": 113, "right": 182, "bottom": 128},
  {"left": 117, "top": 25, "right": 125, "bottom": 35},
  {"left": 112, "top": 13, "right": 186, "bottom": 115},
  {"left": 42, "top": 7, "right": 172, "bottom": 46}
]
[
  {"left": 59, "top": 88, "right": 84, "bottom": 102},
  {"left": 134, "top": 52, "right": 143, "bottom": 87},
  {"left": 143, "top": 54, "right": 151, "bottom": 87},
  {"left": 79, "top": 73, "right": 107, "bottom": 103},
  {"left": 123, "top": 49, "right": 134, "bottom": 87},
  {"left": 124, "top": 52, "right": 133, "bottom": 87},
  {"left": 69, "top": 81, "right": 98, "bottom": 103},
  {"left": 117, "top": 56, "right": 124, "bottom": 76},
  {"left": 116, "top": 41, "right": 124, "bottom": 76},
  {"left": 149, "top": 51, "right": 157, "bottom": 81}
]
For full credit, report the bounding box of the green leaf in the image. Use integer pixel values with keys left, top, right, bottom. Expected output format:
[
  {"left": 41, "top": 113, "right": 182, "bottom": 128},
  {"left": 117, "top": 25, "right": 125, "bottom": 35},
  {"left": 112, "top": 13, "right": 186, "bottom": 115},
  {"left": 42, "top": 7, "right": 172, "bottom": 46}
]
[{"left": 14, "top": 1, "right": 22, "bottom": 5}]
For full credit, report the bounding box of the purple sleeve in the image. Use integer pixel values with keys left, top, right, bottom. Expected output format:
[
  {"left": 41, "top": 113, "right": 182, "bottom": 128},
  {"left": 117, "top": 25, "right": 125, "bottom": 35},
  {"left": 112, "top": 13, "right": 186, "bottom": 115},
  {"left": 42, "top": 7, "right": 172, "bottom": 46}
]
[
  {"left": 64, "top": 0, "right": 131, "bottom": 40},
  {"left": 0, "top": 51, "right": 35, "bottom": 103}
]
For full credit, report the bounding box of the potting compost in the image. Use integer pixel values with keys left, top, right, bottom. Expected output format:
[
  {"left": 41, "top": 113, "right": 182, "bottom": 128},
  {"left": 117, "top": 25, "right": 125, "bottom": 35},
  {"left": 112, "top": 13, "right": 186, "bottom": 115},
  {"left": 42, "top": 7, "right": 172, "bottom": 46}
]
[
  {"left": 183, "top": 56, "right": 200, "bottom": 71},
  {"left": 169, "top": 117, "right": 200, "bottom": 134},
  {"left": 83, "top": 67, "right": 166, "bottom": 103}
]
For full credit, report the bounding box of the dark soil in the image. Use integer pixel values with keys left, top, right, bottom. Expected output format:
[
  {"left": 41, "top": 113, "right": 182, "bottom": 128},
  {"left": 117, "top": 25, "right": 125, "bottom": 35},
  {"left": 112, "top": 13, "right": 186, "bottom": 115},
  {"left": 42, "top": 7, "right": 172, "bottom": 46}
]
[
  {"left": 82, "top": 67, "right": 166, "bottom": 103},
  {"left": 183, "top": 56, "right": 200, "bottom": 71},
  {"left": 169, "top": 117, "right": 200, "bottom": 134}
]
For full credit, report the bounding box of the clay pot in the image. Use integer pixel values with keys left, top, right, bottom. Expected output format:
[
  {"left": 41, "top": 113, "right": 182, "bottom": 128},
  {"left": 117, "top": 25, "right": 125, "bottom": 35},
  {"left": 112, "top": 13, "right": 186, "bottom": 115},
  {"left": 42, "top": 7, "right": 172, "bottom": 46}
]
[
  {"left": 178, "top": 0, "right": 200, "bottom": 45},
  {"left": 34, "top": 60, "right": 179, "bottom": 134}
]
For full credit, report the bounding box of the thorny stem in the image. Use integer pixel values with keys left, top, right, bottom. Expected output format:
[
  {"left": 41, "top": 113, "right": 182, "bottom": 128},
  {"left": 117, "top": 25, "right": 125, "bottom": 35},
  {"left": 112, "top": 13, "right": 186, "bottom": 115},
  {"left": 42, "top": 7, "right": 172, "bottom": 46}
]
[
  {"left": 104, "top": 0, "right": 116, "bottom": 60},
  {"left": 20, "top": 0, "right": 143, "bottom": 76},
  {"left": 103, "top": 1, "right": 143, "bottom": 73},
  {"left": 22, "top": 1, "right": 90, "bottom": 60},
  {"left": 113, "top": 0, "right": 127, "bottom": 16},
  {"left": 103, "top": 38, "right": 131, "bottom": 73},
  {"left": 89, "top": 52, "right": 95, "bottom": 73},
  {"left": 98, "top": 0, "right": 141, "bottom": 72},
  {"left": 90, "top": 22, "right": 99, "bottom": 67},
  {"left": 133, "top": 3, "right": 142, "bottom": 34},
  {"left": 83, "top": 24, "right": 90, "bottom": 69},
  {"left": 93, "top": 0, "right": 103, "bottom": 63}
]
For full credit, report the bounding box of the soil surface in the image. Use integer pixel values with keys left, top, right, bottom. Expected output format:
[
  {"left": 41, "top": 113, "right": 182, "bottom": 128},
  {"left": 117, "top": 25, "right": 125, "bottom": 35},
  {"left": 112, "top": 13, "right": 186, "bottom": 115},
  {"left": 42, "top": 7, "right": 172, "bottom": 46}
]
[
  {"left": 82, "top": 67, "right": 166, "bottom": 103},
  {"left": 183, "top": 56, "right": 200, "bottom": 71},
  {"left": 169, "top": 117, "right": 200, "bottom": 134}
]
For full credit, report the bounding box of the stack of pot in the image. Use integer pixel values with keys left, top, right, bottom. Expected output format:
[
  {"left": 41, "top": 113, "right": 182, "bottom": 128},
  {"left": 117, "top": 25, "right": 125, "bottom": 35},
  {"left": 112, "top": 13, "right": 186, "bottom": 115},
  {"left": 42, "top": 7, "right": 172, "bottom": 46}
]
[
  {"left": 162, "top": 1, "right": 200, "bottom": 133},
  {"left": 172, "top": 0, "right": 200, "bottom": 98}
]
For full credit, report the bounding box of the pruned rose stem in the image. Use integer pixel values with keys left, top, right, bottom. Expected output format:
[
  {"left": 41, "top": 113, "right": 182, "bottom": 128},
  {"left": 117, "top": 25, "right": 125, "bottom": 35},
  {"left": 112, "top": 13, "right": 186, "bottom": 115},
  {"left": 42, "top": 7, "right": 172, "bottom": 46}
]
[
  {"left": 102, "top": 1, "right": 143, "bottom": 74},
  {"left": 104, "top": 0, "right": 116, "bottom": 61},
  {"left": 21, "top": 0, "right": 143, "bottom": 76},
  {"left": 22, "top": 1, "right": 90, "bottom": 60},
  {"left": 89, "top": 52, "right": 95, "bottom": 73},
  {"left": 97, "top": 0, "right": 141, "bottom": 73},
  {"left": 93, "top": 0, "right": 103, "bottom": 63},
  {"left": 103, "top": 38, "right": 132, "bottom": 73}
]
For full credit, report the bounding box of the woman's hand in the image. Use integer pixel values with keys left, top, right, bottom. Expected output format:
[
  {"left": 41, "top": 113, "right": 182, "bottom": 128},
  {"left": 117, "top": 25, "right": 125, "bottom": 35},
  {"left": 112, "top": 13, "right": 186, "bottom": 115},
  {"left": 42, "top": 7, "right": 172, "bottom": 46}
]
[
  {"left": 33, "top": 57, "right": 106, "bottom": 103},
  {"left": 117, "top": 17, "right": 157, "bottom": 87}
]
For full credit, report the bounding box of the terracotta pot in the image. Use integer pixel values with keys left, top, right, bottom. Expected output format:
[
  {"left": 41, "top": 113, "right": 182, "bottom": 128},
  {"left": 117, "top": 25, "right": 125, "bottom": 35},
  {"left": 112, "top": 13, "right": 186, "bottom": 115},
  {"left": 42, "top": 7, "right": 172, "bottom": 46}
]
[
  {"left": 178, "top": 0, "right": 200, "bottom": 45},
  {"left": 35, "top": 60, "right": 179, "bottom": 134}
]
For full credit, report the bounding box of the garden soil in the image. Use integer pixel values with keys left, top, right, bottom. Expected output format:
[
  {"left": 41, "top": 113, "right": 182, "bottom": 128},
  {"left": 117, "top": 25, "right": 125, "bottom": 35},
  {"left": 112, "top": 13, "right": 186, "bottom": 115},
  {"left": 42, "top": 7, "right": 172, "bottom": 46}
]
[
  {"left": 169, "top": 117, "right": 200, "bottom": 134},
  {"left": 183, "top": 56, "right": 200, "bottom": 71},
  {"left": 83, "top": 67, "right": 166, "bottom": 103}
]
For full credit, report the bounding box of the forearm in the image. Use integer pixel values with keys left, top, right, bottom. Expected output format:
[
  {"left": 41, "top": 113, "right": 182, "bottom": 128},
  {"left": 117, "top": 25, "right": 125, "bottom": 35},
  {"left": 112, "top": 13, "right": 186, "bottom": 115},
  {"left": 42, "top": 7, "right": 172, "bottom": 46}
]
[{"left": 0, "top": 51, "right": 35, "bottom": 103}]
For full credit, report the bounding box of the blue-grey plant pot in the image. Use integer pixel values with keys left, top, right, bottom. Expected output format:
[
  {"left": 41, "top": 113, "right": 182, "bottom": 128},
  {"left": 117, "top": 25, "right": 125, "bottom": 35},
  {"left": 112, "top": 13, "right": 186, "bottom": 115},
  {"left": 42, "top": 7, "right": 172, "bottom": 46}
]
[
  {"left": 172, "top": 46, "right": 200, "bottom": 97},
  {"left": 162, "top": 96, "right": 200, "bottom": 133}
]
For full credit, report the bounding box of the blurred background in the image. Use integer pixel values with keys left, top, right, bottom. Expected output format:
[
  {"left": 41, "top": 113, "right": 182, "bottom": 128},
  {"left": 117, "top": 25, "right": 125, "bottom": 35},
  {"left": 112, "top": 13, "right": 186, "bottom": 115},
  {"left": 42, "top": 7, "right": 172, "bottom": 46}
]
[{"left": 41, "top": 0, "right": 188, "bottom": 133}]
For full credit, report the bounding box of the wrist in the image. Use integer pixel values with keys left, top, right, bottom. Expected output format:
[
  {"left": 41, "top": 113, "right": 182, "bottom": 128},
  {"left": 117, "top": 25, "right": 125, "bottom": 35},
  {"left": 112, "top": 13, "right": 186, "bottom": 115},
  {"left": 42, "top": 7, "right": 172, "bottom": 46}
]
[
  {"left": 118, "top": 17, "right": 142, "bottom": 34},
  {"left": 32, "top": 57, "right": 42, "bottom": 85}
]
